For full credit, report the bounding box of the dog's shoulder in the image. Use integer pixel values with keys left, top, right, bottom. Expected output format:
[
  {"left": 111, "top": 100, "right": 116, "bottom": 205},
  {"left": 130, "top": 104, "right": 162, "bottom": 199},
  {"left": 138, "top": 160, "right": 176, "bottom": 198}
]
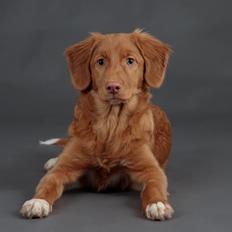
[{"left": 149, "top": 104, "right": 171, "bottom": 126}]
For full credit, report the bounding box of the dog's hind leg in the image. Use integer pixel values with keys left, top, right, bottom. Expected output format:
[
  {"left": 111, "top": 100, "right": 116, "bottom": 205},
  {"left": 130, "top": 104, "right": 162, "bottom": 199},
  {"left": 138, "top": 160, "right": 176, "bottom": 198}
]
[
  {"left": 39, "top": 138, "right": 70, "bottom": 171},
  {"left": 44, "top": 157, "right": 59, "bottom": 171}
]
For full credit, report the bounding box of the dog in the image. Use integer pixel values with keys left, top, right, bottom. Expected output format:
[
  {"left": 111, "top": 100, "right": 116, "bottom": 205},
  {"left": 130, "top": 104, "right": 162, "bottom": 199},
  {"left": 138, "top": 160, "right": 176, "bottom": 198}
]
[{"left": 20, "top": 29, "right": 174, "bottom": 220}]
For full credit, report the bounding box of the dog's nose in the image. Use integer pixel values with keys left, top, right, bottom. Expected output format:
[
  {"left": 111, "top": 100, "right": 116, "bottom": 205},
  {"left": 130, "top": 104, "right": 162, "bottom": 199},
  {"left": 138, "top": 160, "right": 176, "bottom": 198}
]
[{"left": 106, "top": 82, "right": 121, "bottom": 94}]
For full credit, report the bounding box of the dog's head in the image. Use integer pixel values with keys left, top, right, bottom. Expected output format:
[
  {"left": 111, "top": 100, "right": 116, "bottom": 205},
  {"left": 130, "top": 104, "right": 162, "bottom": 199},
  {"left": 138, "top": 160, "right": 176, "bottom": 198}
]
[{"left": 65, "top": 29, "right": 171, "bottom": 105}]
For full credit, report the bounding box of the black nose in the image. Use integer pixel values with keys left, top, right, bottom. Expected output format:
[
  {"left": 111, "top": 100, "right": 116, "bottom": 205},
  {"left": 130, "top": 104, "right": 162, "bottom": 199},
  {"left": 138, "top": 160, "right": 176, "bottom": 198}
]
[{"left": 106, "top": 82, "right": 121, "bottom": 94}]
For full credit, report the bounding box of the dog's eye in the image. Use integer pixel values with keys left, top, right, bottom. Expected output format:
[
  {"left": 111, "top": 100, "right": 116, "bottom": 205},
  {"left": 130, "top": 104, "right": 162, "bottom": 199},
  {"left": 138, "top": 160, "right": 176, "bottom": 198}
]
[
  {"left": 97, "top": 58, "right": 104, "bottom": 66},
  {"left": 127, "top": 57, "right": 135, "bottom": 65}
]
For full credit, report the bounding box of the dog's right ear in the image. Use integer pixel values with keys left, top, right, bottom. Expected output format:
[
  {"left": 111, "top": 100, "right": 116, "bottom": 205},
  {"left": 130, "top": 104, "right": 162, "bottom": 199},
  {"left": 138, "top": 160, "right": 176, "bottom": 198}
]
[{"left": 65, "top": 33, "right": 102, "bottom": 91}]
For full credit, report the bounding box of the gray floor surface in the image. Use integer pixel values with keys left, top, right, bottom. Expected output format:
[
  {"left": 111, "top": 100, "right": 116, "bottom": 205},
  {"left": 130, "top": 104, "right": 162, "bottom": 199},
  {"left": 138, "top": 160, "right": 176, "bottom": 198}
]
[{"left": 1, "top": 119, "right": 231, "bottom": 232}]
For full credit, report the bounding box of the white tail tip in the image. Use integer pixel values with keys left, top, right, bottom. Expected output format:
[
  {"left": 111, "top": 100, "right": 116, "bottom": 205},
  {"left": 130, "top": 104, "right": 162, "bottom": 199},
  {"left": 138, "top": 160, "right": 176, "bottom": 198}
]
[{"left": 39, "top": 138, "right": 60, "bottom": 145}]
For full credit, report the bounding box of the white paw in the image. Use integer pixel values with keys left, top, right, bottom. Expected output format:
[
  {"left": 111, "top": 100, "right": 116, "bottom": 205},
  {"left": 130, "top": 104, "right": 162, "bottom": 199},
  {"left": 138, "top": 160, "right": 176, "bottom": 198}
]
[
  {"left": 145, "top": 202, "right": 174, "bottom": 221},
  {"left": 20, "top": 199, "right": 52, "bottom": 218},
  {"left": 44, "top": 157, "right": 58, "bottom": 171}
]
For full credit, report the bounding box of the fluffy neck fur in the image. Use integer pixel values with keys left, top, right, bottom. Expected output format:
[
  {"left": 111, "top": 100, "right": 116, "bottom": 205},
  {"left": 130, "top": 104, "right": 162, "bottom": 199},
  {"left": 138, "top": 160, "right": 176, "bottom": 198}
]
[{"left": 73, "top": 90, "right": 153, "bottom": 150}]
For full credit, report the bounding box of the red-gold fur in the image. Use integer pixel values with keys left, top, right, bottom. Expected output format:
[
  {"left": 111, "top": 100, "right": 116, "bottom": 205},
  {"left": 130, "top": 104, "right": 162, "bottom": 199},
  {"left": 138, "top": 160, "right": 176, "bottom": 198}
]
[{"left": 22, "top": 29, "right": 174, "bottom": 220}]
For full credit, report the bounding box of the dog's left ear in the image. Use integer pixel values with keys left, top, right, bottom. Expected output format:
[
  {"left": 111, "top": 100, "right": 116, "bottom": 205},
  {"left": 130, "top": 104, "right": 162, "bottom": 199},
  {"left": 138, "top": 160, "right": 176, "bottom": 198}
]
[
  {"left": 132, "top": 29, "right": 171, "bottom": 88},
  {"left": 65, "top": 33, "right": 102, "bottom": 91}
]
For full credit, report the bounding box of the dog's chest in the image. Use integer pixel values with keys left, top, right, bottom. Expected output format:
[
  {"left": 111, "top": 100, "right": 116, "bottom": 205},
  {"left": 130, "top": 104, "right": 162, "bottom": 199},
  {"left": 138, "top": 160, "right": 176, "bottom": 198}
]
[
  {"left": 93, "top": 105, "right": 128, "bottom": 144},
  {"left": 79, "top": 102, "right": 154, "bottom": 169},
  {"left": 90, "top": 107, "right": 131, "bottom": 167}
]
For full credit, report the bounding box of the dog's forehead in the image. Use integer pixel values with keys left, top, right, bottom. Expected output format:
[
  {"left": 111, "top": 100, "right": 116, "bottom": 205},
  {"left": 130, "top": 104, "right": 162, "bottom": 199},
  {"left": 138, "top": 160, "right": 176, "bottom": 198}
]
[{"left": 95, "top": 33, "right": 138, "bottom": 53}]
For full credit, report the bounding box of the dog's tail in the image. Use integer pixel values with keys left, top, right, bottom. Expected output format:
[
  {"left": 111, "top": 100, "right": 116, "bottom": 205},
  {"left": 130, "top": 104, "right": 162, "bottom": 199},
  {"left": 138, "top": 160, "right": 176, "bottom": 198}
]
[{"left": 39, "top": 138, "right": 69, "bottom": 147}]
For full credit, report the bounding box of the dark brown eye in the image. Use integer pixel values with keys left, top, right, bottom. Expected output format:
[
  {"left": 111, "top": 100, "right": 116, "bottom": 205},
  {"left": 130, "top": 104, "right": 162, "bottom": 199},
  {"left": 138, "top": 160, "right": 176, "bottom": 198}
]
[
  {"left": 97, "top": 58, "right": 104, "bottom": 65},
  {"left": 127, "top": 57, "right": 135, "bottom": 65}
]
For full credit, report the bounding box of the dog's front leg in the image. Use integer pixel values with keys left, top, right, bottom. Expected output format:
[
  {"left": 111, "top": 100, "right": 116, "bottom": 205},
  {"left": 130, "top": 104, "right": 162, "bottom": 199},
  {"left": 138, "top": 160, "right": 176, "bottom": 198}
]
[
  {"left": 128, "top": 145, "right": 174, "bottom": 221},
  {"left": 20, "top": 139, "right": 86, "bottom": 218}
]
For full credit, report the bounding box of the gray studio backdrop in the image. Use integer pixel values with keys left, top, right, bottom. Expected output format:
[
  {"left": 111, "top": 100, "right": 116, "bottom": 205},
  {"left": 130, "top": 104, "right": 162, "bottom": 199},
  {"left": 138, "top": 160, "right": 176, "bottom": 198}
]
[{"left": 0, "top": 1, "right": 231, "bottom": 232}]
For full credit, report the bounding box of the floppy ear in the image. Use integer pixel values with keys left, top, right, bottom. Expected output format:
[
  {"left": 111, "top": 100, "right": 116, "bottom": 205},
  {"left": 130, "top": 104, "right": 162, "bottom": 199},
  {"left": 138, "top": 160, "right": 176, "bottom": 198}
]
[
  {"left": 65, "top": 33, "right": 102, "bottom": 91},
  {"left": 132, "top": 29, "right": 171, "bottom": 88}
]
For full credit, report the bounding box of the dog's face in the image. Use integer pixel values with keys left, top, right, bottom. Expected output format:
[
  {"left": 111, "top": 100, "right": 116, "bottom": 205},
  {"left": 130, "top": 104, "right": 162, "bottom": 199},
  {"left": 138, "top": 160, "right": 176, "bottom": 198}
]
[
  {"left": 90, "top": 34, "right": 144, "bottom": 104},
  {"left": 65, "top": 29, "right": 170, "bottom": 105}
]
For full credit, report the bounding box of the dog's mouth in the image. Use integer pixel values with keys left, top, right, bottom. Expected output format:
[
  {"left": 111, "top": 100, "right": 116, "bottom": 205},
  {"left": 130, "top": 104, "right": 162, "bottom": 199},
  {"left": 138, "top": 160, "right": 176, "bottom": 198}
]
[
  {"left": 104, "top": 91, "right": 142, "bottom": 105},
  {"left": 106, "top": 94, "right": 128, "bottom": 105},
  {"left": 108, "top": 98, "right": 125, "bottom": 105}
]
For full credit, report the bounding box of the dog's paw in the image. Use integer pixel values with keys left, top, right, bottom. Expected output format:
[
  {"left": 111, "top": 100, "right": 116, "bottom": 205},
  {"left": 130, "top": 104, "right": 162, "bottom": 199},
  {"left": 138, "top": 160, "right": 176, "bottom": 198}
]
[
  {"left": 145, "top": 202, "right": 174, "bottom": 221},
  {"left": 20, "top": 199, "right": 52, "bottom": 218},
  {"left": 44, "top": 157, "right": 58, "bottom": 171}
]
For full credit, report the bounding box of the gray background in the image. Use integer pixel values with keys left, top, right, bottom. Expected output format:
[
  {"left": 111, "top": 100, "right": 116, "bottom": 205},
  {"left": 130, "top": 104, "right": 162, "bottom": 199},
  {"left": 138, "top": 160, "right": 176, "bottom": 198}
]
[{"left": 0, "top": 0, "right": 231, "bottom": 231}]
